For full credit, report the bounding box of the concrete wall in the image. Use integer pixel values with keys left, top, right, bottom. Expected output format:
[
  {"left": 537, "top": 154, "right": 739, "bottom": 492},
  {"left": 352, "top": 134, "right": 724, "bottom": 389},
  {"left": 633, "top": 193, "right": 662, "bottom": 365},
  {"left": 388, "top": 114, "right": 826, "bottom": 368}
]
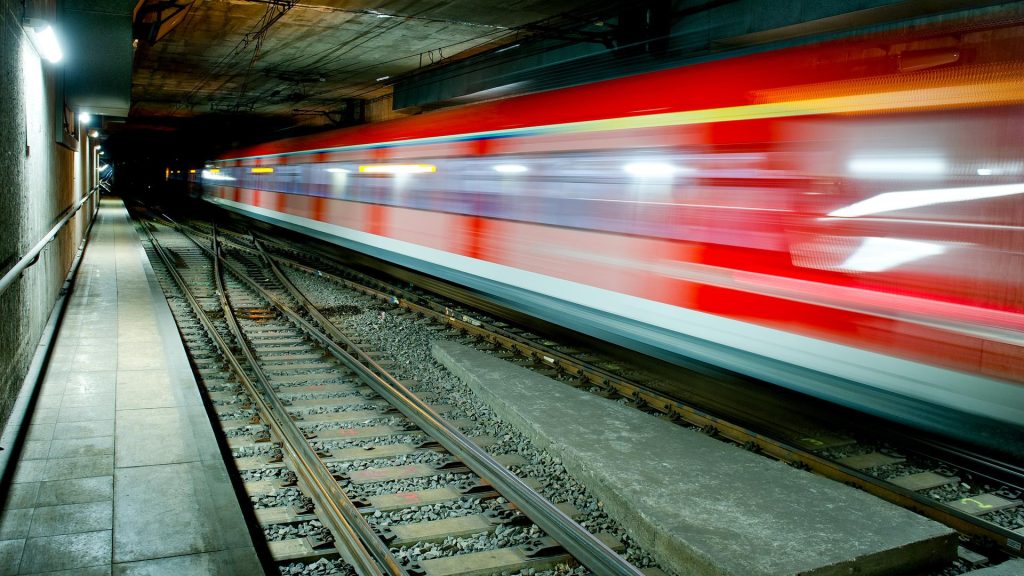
[{"left": 0, "top": 0, "right": 95, "bottom": 428}]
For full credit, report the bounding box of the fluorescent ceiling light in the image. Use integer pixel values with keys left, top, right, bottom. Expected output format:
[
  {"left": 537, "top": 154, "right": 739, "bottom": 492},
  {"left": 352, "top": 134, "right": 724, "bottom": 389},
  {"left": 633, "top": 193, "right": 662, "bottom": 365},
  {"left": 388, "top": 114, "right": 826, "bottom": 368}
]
[
  {"left": 326, "top": 168, "right": 350, "bottom": 173},
  {"left": 847, "top": 157, "right": 945, "bottom": 176},
  {"left": 829, "top": 182, "right": 1024, "bottom": 217},
  {"left": 977, "top": 168, "right": 993, "bottom": 176},
  {"left": 493, "top": 164, "right": 528, "bottom": 173},
  {"left": 24, "top": 20, "right": 63, "bottom": 64},
  {"left": 840, "top": 237, "right": 945, "bottom": 272},
  {"left": 376, "top": 76, "right": 390, "bottom": 82},
  {"left": 358, "top": 164, "right": 436, "bottom": 174},
  {"left": 623, "top": 162, "right": 677, "bottom": 177}
]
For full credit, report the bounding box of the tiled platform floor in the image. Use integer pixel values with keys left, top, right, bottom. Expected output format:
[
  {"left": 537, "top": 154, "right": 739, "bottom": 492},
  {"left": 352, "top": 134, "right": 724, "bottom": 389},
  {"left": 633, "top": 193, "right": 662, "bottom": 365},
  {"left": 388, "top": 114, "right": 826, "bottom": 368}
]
[{"left": 0, "top": 198, "right": 262, "bottom": 575}]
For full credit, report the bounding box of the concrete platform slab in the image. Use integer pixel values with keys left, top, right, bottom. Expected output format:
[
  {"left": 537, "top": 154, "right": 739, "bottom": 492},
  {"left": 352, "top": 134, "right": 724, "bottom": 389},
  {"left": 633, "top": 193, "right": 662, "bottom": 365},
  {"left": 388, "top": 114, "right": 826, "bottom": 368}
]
[
  {"left": 0, "top": 199, "right": 262, "bottom": 575},
  {"left": 433, "top": 341, "right": 956, "bottom": 576}
]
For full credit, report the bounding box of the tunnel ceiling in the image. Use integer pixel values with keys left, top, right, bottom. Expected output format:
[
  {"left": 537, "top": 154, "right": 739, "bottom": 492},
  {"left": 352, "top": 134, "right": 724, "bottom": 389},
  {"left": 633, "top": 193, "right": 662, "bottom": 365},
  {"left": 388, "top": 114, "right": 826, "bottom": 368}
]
[
  {"left": 129, "top": 0, "right": 615, "bottom": 129},
  {"left": 119, "top": 0, "right": 1012, "bottom": 159}
]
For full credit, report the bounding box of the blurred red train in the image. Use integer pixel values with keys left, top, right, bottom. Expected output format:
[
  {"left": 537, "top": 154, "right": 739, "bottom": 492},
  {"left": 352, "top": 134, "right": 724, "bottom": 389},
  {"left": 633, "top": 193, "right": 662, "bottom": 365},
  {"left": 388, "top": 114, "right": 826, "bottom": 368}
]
[{"left": 204, "top": 8, "right": 1024, "bottom": 447}]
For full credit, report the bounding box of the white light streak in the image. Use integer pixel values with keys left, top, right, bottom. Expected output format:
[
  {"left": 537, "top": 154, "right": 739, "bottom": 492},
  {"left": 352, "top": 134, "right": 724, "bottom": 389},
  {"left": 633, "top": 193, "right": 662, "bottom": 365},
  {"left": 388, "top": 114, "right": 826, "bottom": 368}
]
[
  {"left": 977, "top": 168, "right": 993, "bottom": 176},
  {"left": 623, "top": 162, "right": 678, "bottom": 177},
  {"left": 847, "top": 157, "right": 946, "bottom": 177},
  {"left": 840, "top": 237, "right": 945, "bottom": 272},
  {"left": 493, "top": 164, "right": 528, "bottom": 174},
  {"left": 326, "top": 168, "right": 350, "bottom": 173},
  {"left": 829, "top": 182, "right": 1024, "bottom": 217},
  {"left": 202, "top": 170, "right": 236, "bottom": 181}
]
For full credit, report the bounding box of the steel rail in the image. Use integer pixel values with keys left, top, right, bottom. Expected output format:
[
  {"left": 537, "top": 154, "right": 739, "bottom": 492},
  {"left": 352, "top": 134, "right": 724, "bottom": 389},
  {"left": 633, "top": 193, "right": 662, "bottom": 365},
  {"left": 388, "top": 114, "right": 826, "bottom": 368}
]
[
  {"left": 0, "top": 185, "right": 100, "bottom": 298},
  {"left": 210, "top": 230, "right": 405, "bottom": 576},
  {"left": 242, "top": 236, "right": 645, "bottom": 576},
  {"left": 141, "top": 221, "right": 399, "bottom": 576},
  {"left": 192, "top": 220, "right": 1024, "bottom": 557},
  {"left": 169, "top": 221, "right": 643, "bottom": 574}
]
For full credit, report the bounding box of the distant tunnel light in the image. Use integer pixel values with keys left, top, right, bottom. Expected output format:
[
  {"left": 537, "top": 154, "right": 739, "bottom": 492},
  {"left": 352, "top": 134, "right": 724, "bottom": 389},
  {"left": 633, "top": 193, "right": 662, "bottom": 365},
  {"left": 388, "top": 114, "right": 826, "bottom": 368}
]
[
  {"left": 623, "top": 162, "right": 678, "bottom": 177},
  {"left": 358, "top": 163, "right": 436, "bottom": 174},
  {"left": 24, "top": 20, "right": 63, "bottom": 64},
  {"left": 251, "top": 167, "right": 274, "bottom": 174},
  {"left": 829, "top": 182, "right": 1024, "bottom": 217},
  {"left": 840, "top": 237, "right": 945, "bottom": 272},
  {"left": 847, "top": 157, "right": 946, "bottom": 176},
  {"left": 493, "top": 164, "right": 528, "bottom": 174}
]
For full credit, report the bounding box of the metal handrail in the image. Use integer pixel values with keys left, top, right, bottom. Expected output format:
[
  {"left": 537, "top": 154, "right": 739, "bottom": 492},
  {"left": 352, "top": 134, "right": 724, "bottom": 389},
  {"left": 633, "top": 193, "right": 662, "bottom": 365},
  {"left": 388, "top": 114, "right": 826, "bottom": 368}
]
[
  {"left": 0, "top": 184, "right": 101, "bottom": 298},
  {"left": 0, "top": 187, "right": 100, "bottom": 509}
]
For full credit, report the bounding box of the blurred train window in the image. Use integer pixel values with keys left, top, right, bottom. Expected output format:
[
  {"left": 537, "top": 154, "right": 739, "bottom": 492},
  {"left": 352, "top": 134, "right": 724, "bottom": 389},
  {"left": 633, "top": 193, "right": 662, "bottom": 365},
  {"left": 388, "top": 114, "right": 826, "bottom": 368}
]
[{"left": 213, "top": 148, "right": 803, "bottom": 251}]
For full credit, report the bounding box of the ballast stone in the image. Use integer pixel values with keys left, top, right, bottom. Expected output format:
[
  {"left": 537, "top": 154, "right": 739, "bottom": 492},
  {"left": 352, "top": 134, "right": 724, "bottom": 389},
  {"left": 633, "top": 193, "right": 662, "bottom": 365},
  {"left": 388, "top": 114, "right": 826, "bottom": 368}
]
[{"left": 432, "top": 340, "right": 956, "bottom": 576}]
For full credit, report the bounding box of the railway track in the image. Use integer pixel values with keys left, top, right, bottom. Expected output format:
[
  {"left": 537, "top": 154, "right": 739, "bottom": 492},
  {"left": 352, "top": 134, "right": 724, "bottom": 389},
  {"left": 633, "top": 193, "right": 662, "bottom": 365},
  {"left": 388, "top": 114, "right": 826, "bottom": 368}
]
[
  {"left": 137, "top": 217, "right": 647, "bottom": 576},
  {"left": 174, "top": 214, "right": 1023, "bottom": 571}
]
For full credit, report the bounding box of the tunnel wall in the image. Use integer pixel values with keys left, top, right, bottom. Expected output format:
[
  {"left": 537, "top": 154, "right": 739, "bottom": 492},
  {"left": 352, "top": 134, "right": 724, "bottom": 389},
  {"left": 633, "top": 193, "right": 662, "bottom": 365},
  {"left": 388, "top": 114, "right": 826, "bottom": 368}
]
[{"left": 0, "top": 0, "right": 94, "bottom": 429}]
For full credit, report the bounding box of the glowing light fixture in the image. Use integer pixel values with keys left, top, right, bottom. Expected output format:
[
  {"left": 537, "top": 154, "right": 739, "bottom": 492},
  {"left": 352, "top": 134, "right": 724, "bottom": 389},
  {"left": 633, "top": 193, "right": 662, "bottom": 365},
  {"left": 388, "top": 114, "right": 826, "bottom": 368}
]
[
  {"left": 847, "top": 157, "right": 945, "bottom": 176},
  {"left": 326, "top": 168, "right": 350, "bottom": 173},
  {"left": 88, "top": 130, "right": 99, "bottom": 138},
  {"left": 251, "top": 167, "right": 274, "bottom": 174},
  {"left": 376, "top": 76, "right": 390, "bottom": 82},
  {"left": 977, "top": 168, "right": 994, "bottom": 176},
  {"left": 829, "top": 182, "right": 1024, "bottom": 217},
  {"left": 98, "top": 164, "right": 108, "bottom": 171},
  {"left": 24, "top": 19, "right": 63, "bottom": 63},
  {"left": 493, "top": 164, "right": 528, "bottom": 174},
  {"left": 79, "top": 112, "right": 92, "bottom": 123},
  {"left": 358, "top": 164, "right": 436, "bottom": 174},
  {"left": 840, "top": 237, "right": 945, "bottom": 272},
  {"left": 623, "top": 162, "right": 678, "bottom": 177},
  {"left": 189, "top": 169, "right": 196, "bottom": 174}
]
